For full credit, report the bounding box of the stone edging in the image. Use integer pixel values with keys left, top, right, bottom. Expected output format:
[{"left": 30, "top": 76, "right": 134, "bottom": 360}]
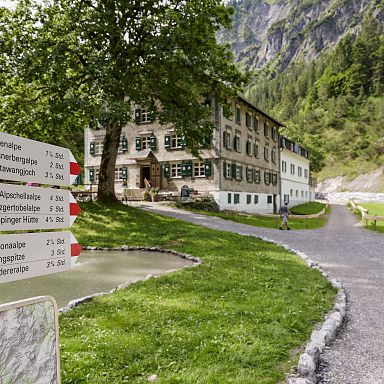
[
  {"left": 58, "top": 246, "right": 202, "bottom": 314},
  {"left": 255, "top": 235, "right": 346, "bottom": 384}
]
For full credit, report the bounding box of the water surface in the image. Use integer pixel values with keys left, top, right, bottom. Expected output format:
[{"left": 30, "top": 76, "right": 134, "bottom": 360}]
[{"left": 0, "top": 250, "right": 194, "bottom": 308}]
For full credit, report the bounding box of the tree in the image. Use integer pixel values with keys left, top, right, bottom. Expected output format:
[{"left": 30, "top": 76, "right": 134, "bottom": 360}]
[{"left": 1, "top": 0, "right": 246, "bottom": 202}]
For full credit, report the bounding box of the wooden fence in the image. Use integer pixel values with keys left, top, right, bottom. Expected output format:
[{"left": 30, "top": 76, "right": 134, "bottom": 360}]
[{"left": 350, "top": 199, "right": 384, "bottom": 230}]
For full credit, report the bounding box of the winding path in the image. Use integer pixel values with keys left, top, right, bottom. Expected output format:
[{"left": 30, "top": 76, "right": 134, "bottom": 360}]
[{"left": 137, "top": 202, "right": 384, "bottom": 384}]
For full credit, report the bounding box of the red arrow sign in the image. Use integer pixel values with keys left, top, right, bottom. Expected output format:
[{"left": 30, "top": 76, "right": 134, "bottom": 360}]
[
  {"left": 0, "top": 183, "right": 80, "bottom": 231},
  {"left": 0, "top": 132, "right": 81, "bottom": 187}
]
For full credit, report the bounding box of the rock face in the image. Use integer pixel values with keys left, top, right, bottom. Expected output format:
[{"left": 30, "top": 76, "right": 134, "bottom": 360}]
[
  {"left": 0, "top": 298, "right": 59, "bottom": 384},
  {"left": 219, "top": 0, "right": 384, "bottom": 73}
]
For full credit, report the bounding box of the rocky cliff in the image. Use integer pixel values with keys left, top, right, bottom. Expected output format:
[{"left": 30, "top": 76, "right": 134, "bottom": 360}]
[{"left": 220, "top": 0, "right": 384, "bottom": 74}]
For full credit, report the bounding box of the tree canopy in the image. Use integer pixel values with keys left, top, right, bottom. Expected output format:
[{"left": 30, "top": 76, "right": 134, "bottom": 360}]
[{"left": 0, "top": 0, "right": 246, "bottom": 201}]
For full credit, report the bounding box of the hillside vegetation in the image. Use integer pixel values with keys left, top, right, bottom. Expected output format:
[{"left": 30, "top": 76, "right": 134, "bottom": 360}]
[{"left": 247, "top": 17, "right": 384, "bottom": 178}]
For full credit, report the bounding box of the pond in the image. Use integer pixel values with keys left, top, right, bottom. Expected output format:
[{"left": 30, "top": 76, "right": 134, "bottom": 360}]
[{"left": 0, "top": 250, "right": 195, "bottom": 308}]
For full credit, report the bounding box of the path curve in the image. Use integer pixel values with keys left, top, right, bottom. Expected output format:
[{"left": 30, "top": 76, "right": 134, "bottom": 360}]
[{"left": 137, "top": 202, "right": 384, "bottom": 384}]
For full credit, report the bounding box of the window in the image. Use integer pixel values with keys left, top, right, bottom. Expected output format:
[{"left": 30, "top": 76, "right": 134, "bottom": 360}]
[
  {"left": 246, "top": 112, "right": 251, "bottom": 129},
  {"left": 95, "top": 141, "right": 103, "bottom": 155},
  {"left": 290, "top": 164, "right": 295, "bottom": 175},
  {"left": 171, "top": 163, "right": 182, "bottom": 178},
  {"left": 290, "top": 189, "right": 293, "bottom": 197},
  {"left": 264, "top": 146, "right": 269, "bottom": 162},
  {"left": 264, "top": 170, "right": 271, "bottom": 185},
  {"left": 224, "top": 130, "right": 232, "bottom": 149},
  {"left": 284, "top": 194, "right": 289, "bottom": 203},
  {"left": 305, "top": 191, "right": 308, "bottom": 198},
  {"left": 296, "top": 190, "right": 298, "bottom": 197},
  {"left": 272, "top": 173, "right": 278, "bottom": 185},
  {"left": 234, "top": 135, "right": 241, "bottom": 152},
  {"left": 271, "top": 147, "right": 276, "bottom": 164},
  {"left": 164, "top": 134, "right": 185, "bottom": 149},
  {"left": 228, "top": 193, "right": 232, "bottom": 204},
  {"left": 298, "top": 166, "right": 302, "bottom": 177},
  {"left": 253, "top": 141, "right": 259, "bottom": 158},
  {"left": 282, "top": 160, "right": 287, "bottom": 172},
  {"left": 235, "top": 106, "right": 241, "bottom": 124},
  {"left": 246, "top": 138, "right": 252, "bottom": 156},
  {"left": 136, "top": 136, "right": 156, "bottom": 150},
  {"left": 234, "top": 194, "right": 240, "bottom": 204},
  {"left": 223, "top": 161, "right": 232, "bottom": 179},
  {"left": 253, "top": 117, "right": 259, "bottom": 133},
  {"left": 254, "top": 168, "right": 261, "bottom": 183},
  {"left": 247, "top": 194, "right": 252, "bottom": 204},
  {"left": 271, "top": 126, "right": 277, "bottom": 141},
  {"left": 267, "top": 195, "right": 273, "bottom": 204},
  {"left": 194, "top": 162, "right": 205, "bottom": 177},
  {"left": 301, "top": 191, "right": 304, "bottom": 197},
  {"left": 115, "top": 167, "right": 127, "bottom": 181},
  {"left": 171, "top": 135, "right": 184, "bottom": 148},
  {"left": 304, "top": 169, "right": 308, "bottom": 179},
  {"left": 254, "top": 195, "right": 259, "bottom": 204},
  {"left": 142, "top": 136, "right": 151, "bottom": 150},
  {"left": 236, "top": 164, "right": 243, "bottom": 181},
  {"left": 246, "top": 166, "right": 253, "bottom": 182},
  {"left": 264, "top": 123, "right": 269, "bottom": 138},
  {"left": 135, "top": 108, "right": 152, "bottom": 124}
]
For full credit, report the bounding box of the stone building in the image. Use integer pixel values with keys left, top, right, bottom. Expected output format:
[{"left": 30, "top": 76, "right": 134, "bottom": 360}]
[{"left": 84, "top": 95, "right": 284, "bottom": 213}]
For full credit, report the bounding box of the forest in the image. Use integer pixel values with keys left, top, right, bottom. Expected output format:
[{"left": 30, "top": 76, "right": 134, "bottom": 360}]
[{"left": 248, "top": 17, "right": 384, "bottom": 178}]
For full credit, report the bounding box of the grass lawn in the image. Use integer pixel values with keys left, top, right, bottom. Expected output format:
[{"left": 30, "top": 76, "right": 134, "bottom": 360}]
[
  {"left": 177, "top": 202, "right": 328, "bottom": 230},
  {"left": 61, "top": 202, "right": 336, "bottom": 384},
  {"left": 359, "top": 202, "right": 384, "bottom": 233}
]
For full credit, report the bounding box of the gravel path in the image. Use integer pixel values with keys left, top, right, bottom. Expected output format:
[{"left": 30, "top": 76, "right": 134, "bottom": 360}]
[{"left": 136, "top": 202, "right": 384, "bottom": 383}]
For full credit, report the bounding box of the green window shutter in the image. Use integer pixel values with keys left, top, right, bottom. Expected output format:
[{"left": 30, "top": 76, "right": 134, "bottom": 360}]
[
  {"left": 204, "top": 161, "right": 212, "bottom": 177},
  {"left": 256, "top": 170, "right": 261, "bottom": 183},
  {"left": 223, "top": 161, "right": 227, "bottom": 178},
  {"left": 231, "top": 163, "right": 237, "bottom": 179},
  {"left": 164, "top": 135, "right": 171, "bottom": 148},
  {"left": 135, "top": 109, "right": 141, "bottom": 124},
  {"left": 90, "top": 142, "right": 95, "bottom": 155},
  {"left": 272, "top": 173, "right": 278, "bottom": 185},
  {"left": 121, "top": 138, "right": 128, "bottom": 151},
  {"left": 181, "top": 161, "right": 192, "bottom": 177},
  {"left": 120, "top": 167, "right": 127, "bottom": 180},
  {"left": 223, "top": 132, "right": 228, "bottom": 148},
  {"left": 135, "top": 137, "right": 142, "bottom": 151},
  {"left": 239, "top": 165, "right": 243, "bottom": 181},
  {"left": 89, "top": 168, "right": 94, "bottom": 182},
  {"left": 164, "top": 163, "right": 170, "bottom": 177},
  {"left": 150, "top": 136, "right": 156, "bottom": 150}
]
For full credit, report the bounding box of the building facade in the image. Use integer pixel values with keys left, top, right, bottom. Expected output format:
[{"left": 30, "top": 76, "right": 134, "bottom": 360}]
[
  {"left": 280, "top": 137, "right": 314, "bottom": 207},
  {"left": 84, "top": 95, "right": 283, "bottom": 213}
]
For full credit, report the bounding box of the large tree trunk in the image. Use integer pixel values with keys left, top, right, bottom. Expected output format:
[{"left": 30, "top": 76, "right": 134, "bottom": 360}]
[{"left": 97, "top": 120, "right": 122, "bottom": 203}]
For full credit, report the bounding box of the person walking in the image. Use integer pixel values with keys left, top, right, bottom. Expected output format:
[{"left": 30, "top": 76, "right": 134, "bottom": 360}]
[{"left": 279, "top": 201, "right": 291, "bottom": 230}]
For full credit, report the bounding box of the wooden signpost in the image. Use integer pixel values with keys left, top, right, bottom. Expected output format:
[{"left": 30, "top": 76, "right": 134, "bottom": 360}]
[
  {"left": 0, "top": 133, "right": 82, "bottom": 285},
  {"left": 0, "top": 133, "right": 83, "bottom": 383}
]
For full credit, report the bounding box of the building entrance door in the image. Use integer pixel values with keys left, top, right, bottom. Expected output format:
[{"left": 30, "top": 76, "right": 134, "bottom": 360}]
[
  {"left": 141, "top": 166, "right": 151, "bottom": 188},
  {"left": 151, "top": 163, "right": 162, "bottom": 189}
]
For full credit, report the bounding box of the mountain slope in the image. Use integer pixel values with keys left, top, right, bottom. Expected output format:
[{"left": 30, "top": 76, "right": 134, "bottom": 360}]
[{"left": 220, "top": 0, "right": 384, "bottom": 74}]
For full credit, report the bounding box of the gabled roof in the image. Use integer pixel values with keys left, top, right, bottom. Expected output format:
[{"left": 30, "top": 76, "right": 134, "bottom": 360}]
[
  {"left": 129, "top": 149, "right": 157, "bottom": 161},
  {"left": 237, "top": 94, "right": 285, "bottom": 128}
]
